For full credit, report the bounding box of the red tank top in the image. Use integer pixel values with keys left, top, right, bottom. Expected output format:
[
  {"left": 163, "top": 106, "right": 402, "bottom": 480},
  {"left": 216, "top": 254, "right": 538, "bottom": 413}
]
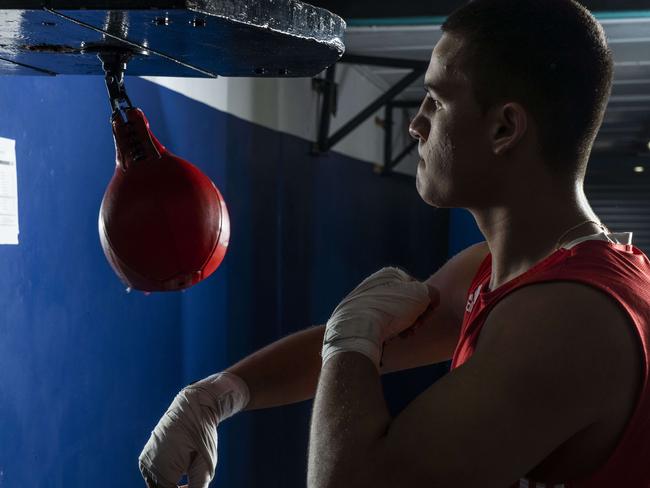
[{"left": 450, "top": 235, "right": 650, "bottom": 488}]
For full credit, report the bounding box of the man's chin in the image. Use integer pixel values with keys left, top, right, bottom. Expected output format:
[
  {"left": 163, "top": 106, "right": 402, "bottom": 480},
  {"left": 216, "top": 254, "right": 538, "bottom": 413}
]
[
  {"left": 416, "top": 180, "right": 438, "bottom": 208},
  {"left": 416, "top": 179, "right": 449, "bottom": 209}
]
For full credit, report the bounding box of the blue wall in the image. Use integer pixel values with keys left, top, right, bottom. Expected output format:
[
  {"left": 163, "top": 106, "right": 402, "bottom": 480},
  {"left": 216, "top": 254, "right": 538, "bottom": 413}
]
[
  {"left": 448, "top": 208, "right": 485, "bottom": 256},
  {"left": 0, "top": 76, "right": 184, "bottom": 487},
  {"left": 0, "top": 75, "right": 449, "bottom": 487}
]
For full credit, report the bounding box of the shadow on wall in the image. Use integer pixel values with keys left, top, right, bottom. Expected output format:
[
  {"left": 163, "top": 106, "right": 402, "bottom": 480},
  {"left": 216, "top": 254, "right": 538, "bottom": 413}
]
[{"left": 0, "top": 75, "right": 450, "bottom": 488}]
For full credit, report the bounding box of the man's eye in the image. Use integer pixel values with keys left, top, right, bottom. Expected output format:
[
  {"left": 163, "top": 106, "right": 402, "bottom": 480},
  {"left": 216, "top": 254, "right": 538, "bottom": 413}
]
[
  {"left": 423, "top": 90, "right": 442, "bottom": 111},
  {"left": 423, "top": 91, "right": 441, "bottom": 109}
]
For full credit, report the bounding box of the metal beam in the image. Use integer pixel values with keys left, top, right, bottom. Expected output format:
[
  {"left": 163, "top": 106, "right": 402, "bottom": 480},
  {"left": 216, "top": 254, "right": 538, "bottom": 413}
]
[
  {"left": 319, "top": 68, "right": 424, "bottom": 152},
  {"left": 341, "top": 54, "right": 429, "bottom": 71},
  {"left": 315, "top": 64, "right": 337, "bottom": 154},
  {"left": 379, "top": 102, "right": 420, "bottom": 175},
  {"left": 390, "top": 100, "right": 422, "bottom": 108},
  {"left": 384, "top": 104, "right": 393, "bottom": 170},
  {"left": 390, "top": 140, "right": 418, "bottom": 170}
]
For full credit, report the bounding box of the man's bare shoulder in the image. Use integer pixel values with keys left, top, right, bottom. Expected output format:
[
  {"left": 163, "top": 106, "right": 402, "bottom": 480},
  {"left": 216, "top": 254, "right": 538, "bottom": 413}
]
[
  {"left": 379, "top": 281, "right": 643, "bottom": 486},
  {"left": 475, "top": 281, "right": 642, "bottom": 416},
  {"left": 425, "top": 241, "right": 489, "bottom": 290},
  {"left": 425, "top": 241, "right": 490, "bottom": 324},
  {"left": 380, "top": 242, "right": 490, "bottom": 372}
]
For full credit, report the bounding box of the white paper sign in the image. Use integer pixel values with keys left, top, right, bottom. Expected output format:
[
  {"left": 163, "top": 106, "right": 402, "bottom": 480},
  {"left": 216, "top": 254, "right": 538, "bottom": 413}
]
[{"left": 0, "top": 137, "right": 19, "bottom": 245}]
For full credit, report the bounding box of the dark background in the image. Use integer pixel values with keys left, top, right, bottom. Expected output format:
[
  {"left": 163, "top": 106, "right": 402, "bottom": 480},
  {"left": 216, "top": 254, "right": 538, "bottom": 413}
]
[{"left": 312, "top": 0, "right": 650, "bottom": 19}]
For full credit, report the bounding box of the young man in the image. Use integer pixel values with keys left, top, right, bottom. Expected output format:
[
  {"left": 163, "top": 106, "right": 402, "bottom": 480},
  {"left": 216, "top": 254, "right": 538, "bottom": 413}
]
[{"left": 139, "top": 1, "right": 650, "bottom": 487}]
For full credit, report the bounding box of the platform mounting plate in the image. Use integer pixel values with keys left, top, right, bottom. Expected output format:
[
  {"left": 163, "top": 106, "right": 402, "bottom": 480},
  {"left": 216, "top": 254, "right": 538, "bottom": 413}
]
[{"left": 0, "top": 1, "right": 346, "bottom": 77}]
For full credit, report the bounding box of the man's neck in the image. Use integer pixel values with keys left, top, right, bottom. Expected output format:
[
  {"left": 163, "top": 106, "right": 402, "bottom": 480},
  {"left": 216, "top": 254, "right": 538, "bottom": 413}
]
[{"left": 470, "top": 190, "right": 601, "bottom": 292}]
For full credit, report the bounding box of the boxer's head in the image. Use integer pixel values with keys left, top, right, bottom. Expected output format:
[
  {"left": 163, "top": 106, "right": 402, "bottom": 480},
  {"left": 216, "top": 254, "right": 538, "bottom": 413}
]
[{"left": 409, "top": 0, "right": 613, "bottom": 208}]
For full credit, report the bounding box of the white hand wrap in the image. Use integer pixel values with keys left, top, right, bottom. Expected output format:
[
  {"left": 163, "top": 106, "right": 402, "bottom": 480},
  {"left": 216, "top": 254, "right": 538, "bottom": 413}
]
[
  {"left": 321, "top": 267, "right": 431, "bottom": 370},
  {"left": 139, "top": 372, "right": 250, "bottom": 488}
]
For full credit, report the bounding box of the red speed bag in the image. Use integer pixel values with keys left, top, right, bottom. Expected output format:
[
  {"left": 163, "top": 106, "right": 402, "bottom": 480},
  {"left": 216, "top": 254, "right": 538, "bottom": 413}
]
[{"left": 98, "top": 108, "right": 230, "bottom": 292}]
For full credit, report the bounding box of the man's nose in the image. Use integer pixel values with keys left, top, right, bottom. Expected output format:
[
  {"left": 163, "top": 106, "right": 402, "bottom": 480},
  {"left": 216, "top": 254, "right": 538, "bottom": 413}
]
[
  {"left": 409, "top": 124, "right": 421, "bottom": 141},
  {"left": 409, "top": 113, "right": 428, "bottom": 142}
]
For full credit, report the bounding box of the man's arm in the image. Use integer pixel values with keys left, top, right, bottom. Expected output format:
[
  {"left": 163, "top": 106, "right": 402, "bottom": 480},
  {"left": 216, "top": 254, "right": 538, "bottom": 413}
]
[
  {"left": 227, "top": 241, "right": 490, "bottom": 411},
  {"left": 139, "top": 243, "right": 490, "bottom": 487},
  {"left": 307, "top": 281, "right": 641, "bottom": 487}
]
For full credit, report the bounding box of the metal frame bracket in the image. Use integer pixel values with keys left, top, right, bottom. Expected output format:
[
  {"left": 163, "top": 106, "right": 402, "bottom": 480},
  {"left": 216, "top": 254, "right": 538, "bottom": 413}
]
[{"left": 313, "top": 54, "right": 427, "bottom": 175}]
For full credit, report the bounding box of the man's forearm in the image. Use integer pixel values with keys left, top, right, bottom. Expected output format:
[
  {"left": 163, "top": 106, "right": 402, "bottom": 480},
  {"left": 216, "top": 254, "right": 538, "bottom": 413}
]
[
  {"left": 224, "top": 310, "right": 451, "bottom": 413},
  {"left": 226, "top": 325, "right": 326, "bottom": 411},
  {"left": 307, "top": 352, "right": 391, "bottom": 488}
]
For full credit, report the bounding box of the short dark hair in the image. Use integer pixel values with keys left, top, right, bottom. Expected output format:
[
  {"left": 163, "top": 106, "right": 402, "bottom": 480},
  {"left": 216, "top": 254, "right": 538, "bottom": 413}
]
[{"left": 442, "top": 0, "right": 613, "bottom": 174}]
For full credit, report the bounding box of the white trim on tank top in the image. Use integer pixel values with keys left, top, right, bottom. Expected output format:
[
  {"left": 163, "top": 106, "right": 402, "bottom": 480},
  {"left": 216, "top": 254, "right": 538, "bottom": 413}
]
[{"left": 561, "top": 231, "right": 633, "bottom": 250}]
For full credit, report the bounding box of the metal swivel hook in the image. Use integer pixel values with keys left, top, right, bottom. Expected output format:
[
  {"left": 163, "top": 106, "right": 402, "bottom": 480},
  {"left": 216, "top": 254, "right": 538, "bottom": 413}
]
[
  {"left": 98, "top": 50, "right": 134, "bottom": 123},
  {"left": 97, "top": 49, "right": 150, "bottom": 162}
]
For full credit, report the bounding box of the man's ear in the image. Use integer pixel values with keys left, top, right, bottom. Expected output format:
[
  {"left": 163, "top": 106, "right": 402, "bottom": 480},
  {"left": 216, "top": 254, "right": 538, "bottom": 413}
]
[{"left": 492, "top": 102, "right": 528, "bottom": 155}]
